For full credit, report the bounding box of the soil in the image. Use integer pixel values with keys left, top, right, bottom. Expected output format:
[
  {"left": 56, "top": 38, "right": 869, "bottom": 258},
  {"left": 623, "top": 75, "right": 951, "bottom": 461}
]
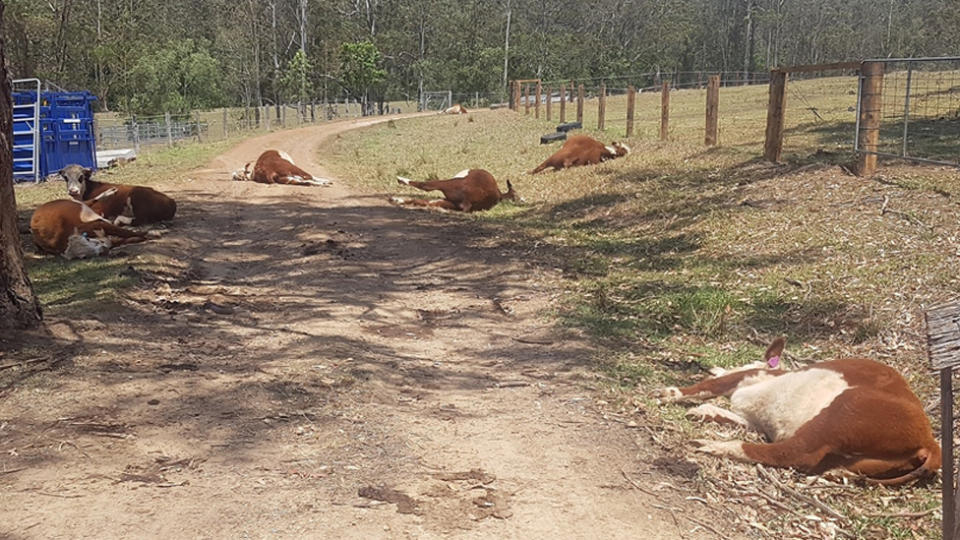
[{"left": 0, "top": 116, "right": 743, "bottom": 539}]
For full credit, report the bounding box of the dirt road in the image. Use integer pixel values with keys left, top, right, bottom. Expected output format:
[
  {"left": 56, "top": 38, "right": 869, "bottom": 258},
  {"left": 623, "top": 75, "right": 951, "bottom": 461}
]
[{"left": 1, "top": 116, "right": 736, "bottom": 538}]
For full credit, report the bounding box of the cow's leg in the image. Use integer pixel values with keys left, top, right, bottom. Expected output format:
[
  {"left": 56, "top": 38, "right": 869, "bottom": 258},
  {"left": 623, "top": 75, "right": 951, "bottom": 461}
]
[
  {"left": 75, "top": 222, "right": 146, "bottom": 247},
  {"left": 529, "top": 161, "right": 551, "bottom": 174},
  {"left": 685, "top": 403, "right": 750, "bottom": 428},
  {"left": 695, "top": 436, "right": 833, "bottom": 473},
  {"left": 389, "top": 197, "right": 457, "bottom": 211},
  {"left": 658, "top": 368, "right": 769, "bottom": 401}
]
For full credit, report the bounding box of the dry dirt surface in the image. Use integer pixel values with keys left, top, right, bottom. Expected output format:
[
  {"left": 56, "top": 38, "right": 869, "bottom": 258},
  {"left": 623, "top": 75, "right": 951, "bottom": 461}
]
[{"left": 1, "top": 116, "right": 741, "bottom": 539}]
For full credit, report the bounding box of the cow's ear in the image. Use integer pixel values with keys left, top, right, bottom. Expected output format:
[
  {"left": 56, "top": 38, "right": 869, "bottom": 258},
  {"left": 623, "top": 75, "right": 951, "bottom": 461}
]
[
  {"left": 764, "top": 337, "right": 786, "bottom": 362},
  {"left": 83, "top": 168, "right": 93, "bottom": 180}
]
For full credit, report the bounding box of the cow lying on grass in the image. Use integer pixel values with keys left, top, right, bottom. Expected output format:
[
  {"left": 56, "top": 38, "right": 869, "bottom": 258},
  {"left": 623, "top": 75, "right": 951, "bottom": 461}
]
[
  {"left": 442, "top": 104, "right": 468, "bottom": 115},
  {"left": 529, "top": 135, "right": 630, "bottom": 174},
  {"left": 658, "top": 337, "right": 940, "bottom": 485},
  {"left": 60, "top": 164, "right": 176, "bottom": 225},
  {"left": 390, "top": 169, "right": 518, "bottom": 212},
  {"left": 31, "top": 199, "right": 147, "bottom": 259},
  {"left": 232, "top": 150, "right": 332, "bottom": 187}
]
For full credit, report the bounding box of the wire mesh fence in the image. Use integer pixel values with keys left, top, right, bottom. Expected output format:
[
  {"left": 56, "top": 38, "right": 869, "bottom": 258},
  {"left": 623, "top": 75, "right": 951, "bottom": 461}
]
[
  {"left": 871, "top": 58, "right": 960, "bottom": 166},
  {"left": 93, "top": 99, "right": 425, "bottom": 152}
]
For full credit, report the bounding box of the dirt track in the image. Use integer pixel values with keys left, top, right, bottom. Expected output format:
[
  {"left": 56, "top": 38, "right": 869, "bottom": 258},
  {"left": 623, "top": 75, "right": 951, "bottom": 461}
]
[{"left": 1, "top": 116, "right": 736, "bottom": 538}]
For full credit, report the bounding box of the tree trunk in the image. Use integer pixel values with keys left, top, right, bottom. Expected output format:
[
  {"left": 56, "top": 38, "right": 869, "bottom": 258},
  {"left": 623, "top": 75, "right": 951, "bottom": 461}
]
[{"left": 0, "top": 0, "right": 43, "bottom": 330}]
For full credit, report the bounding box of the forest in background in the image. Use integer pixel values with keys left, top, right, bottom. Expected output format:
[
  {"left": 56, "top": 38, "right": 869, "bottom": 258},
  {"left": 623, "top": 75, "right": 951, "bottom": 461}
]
[{"left": 4, "top": 0, "right": 959, "bottom": 115}]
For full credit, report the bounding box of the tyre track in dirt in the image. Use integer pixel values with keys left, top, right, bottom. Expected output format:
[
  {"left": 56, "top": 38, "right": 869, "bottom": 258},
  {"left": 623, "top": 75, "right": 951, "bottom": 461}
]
[{"left": 1, "top": 115, "right": 739, "bottom": 539}]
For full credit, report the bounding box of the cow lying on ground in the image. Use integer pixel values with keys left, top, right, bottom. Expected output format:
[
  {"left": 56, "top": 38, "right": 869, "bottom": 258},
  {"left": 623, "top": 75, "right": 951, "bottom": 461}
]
[
  {"left": 658, "top": 337, "right": 940, "bottom": 486},
  {"left": 31, "top": 199, "right": 147, "bottom": 259},
  {"left": 390, "top": 169, "right": 518, "bottom": 212},
  {"left": 442, "top": 104, "right": 468, "bottom": 115},
  {"left": 529, "top": 135, "right": 630, "bottom": 174},
  {"left": 232, "top": 150, "right": 332, "bottom": 187},
  {"left": 60, "top": 164, "right": 176, "bottom": 225}
]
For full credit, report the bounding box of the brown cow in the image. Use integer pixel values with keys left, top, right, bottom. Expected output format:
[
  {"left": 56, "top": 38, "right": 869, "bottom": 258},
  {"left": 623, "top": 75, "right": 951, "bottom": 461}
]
[
  {"left": 31, "top": 199, "right": 147, "bottom": 259},
  {"left": 232, "top": 150, "right": 332, "bottom": 187},
  {"left": 390, "top": 169, "right": 519, "bottom": 212},
  {"left": 529, "top": 135, "right": 630, "bottom": 174},
  {"left": 442, "top": 104, "right": 468, "bottom": 115},
  {"left": 657, "top": 337, "right": 940, "bottom": 486},
  {"left": 60, "top": 164, "right": 176, "bottom": 226}
]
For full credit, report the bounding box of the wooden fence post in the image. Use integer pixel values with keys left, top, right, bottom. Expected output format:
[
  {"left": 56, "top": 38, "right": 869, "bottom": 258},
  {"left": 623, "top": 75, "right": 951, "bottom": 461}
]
[
  {"left": 577, "top": 84, "right": 584, "bottom": 124},
  {"left": 705, "top": 75, "right": 720, "bottom": 146},
  {"left": 265, "top": 106, "right": 271, "bottom": 130},
  {"left": 856, "top": 61, "right": 884, "bottom": 176},
  {"left": 194, "top": 112, "right": 203, "bottom": 143},
  {"left": 546, "top": 86, "right": 552, "bottom": 121},
  {"left": 535, "top": 81, "right": 542, "bottom": 119},
  {"left": 165, "top": 112, "right": 173, "bottom": 146},
  {"left": 660, "top": 82, "right": 670, "bottom": 140},
  {"left": 764, "top": 69, "right": 788, "bottom": 162},
  {"left": 559, "top": 83, "right": 566, "bottom": 122},
  {"left": 598, "top": 83, "right": 606, "bottom": 130},
  {"left": 222, "top": 109, "right": 229, "bottom": 139},
  {"left": 626, "top": 85, "right": 636, "bottom": 137},
  {"left": 524, "top": 84, "right": 530, "bottom": 115},
  {"left": 510, "top": 81, "right": 516, "bottom": 110}
]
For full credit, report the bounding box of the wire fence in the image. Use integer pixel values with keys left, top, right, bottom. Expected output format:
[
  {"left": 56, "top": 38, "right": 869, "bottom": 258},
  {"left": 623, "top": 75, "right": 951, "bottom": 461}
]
[
  {"left": 873, "top": 58, "right": 960, "bottom": 166},
  {"left": 513, "top": 61, "right": 960, "bottom": 169},
  {"left": 94, "top": 99, "right": 425, "bottom": 152}
]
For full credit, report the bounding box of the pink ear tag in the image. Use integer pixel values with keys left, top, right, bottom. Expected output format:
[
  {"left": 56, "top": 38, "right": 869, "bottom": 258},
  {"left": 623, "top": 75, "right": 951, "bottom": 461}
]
[{"left": 767, "top": 355, "right": 780, "bottom": 368}]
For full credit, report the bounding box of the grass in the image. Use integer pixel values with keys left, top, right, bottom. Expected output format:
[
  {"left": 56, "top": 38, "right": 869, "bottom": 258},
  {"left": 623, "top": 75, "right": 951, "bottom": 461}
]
[
  {"left": 320, "top": 78, "right": 960, "bottom": 537},
  {"left": 15, "top": 137, "right": 237, "bottom": 315}
]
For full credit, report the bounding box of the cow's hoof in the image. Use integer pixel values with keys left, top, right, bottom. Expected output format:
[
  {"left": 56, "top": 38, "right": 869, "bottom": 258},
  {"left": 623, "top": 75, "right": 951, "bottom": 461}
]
[{"left": 655, "top": 387, "right": 683, "bottom": 401}]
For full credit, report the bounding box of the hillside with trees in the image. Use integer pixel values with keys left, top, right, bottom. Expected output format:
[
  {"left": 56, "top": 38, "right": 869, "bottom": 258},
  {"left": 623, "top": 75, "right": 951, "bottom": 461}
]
[{"left": 4, "top": 0, "right": 959, "bottom": 115}]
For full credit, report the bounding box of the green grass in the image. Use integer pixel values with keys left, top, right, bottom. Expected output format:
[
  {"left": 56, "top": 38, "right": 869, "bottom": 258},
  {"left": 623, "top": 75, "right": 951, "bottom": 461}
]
[{"left": 321, "top": 81, "right": 960, "bottom": 536}]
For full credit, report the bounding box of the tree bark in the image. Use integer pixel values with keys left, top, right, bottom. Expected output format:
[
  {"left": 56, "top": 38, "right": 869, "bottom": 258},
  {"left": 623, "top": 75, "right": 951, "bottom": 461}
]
[{"left": 0, "top": 0, "right": 43, "bottom": 330}]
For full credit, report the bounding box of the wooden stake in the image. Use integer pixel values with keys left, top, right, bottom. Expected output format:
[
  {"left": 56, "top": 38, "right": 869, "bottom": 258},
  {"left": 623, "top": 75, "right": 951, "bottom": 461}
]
[
  {"left": 546, "top": 86, "right": 552, "bottom": 121},
  {"left": 856, "top": 61, "right": 884, "bottom": 176},
  {"left": 598, "top": 83, "right": 606, "bottom": 131},
  {"left": 559, "top": 83, "right": 566, "bottom": 122},
  {"left": 705, "top": 75, "right": 720, "bottom": 146},
  {"left": 626, "top": 85, "right": 636, "bottom": 137},
  {"left": 524, "top": 84, "right": 530, "bottom": 115},
  {"left": 577, "top": 84, "right": 584, "bottom": 124},
  {"left": 764, "top": 70, "right": 788, "bottom": 162},
  {"left": 660, "top": 82, "right": 670, "bottom": 140},
  {"left": 535, "top": 81, "right": 542, "bottom": 119}
]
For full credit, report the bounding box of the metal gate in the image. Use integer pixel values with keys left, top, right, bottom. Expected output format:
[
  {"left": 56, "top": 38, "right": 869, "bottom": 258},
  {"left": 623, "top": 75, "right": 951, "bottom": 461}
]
[
  {"left": 420, "top": 91, "right": 452, "bottom": 112},
  {"left": 855, "top": 56, "right": 960, "bottom": 167}
]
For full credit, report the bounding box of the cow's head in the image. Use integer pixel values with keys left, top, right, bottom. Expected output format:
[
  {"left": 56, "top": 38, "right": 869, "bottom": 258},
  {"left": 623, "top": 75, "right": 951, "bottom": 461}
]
[
  {"left": 60, "top": 164, "right": 93, "bottom": 200},
  {"left": 611, "top": 142, "right": 631, "bottom": 157},
  {"left": 232, "top": 162, "right": 252, "bottom": 182}
]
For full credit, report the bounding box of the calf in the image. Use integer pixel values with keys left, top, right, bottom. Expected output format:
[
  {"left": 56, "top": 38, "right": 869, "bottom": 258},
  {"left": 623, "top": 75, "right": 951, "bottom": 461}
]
[
  {"left": 60, "top": 164, "right": 176, "bottom": 225},
  {"left": 529, "top": 135, "right": 630, "bottom": 174},
  {"left": 658, "top": 338, "right": 940, "bottom": 485},
  {"left": 442, "top": 104, "right": 468, "bottom": 115},
  {"left": 232, "top": 150, "right": 332, "bottom": 187},
  {"left": 31, "top": 199, "right": 146, "bottom": 259},
  {"left": 390, "top": 169, "right": 518, "bottom": 212}
]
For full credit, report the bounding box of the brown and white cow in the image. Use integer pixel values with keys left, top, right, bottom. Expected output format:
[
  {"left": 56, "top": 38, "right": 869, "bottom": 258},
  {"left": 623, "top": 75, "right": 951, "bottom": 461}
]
[
  {"left": 31, "top": 199, "right": 147, "bottom": 259},
  {"left": 390, "top": 169, "right": 519, "bottom": 212},
  {"left": 442, "top": 104, "right": 468, "bottom": 115},
  {"left": 658, "top": 338, "right": 940, "bottom": 485},
  {"left": 529, "top": 135, "right": 630, "bottom": 174},
  {"left": 60, "top": 164, "right": 176, "bottom": 226},
  {"left": 232, "top": 150, "right": 332, "bottom": 187}
]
